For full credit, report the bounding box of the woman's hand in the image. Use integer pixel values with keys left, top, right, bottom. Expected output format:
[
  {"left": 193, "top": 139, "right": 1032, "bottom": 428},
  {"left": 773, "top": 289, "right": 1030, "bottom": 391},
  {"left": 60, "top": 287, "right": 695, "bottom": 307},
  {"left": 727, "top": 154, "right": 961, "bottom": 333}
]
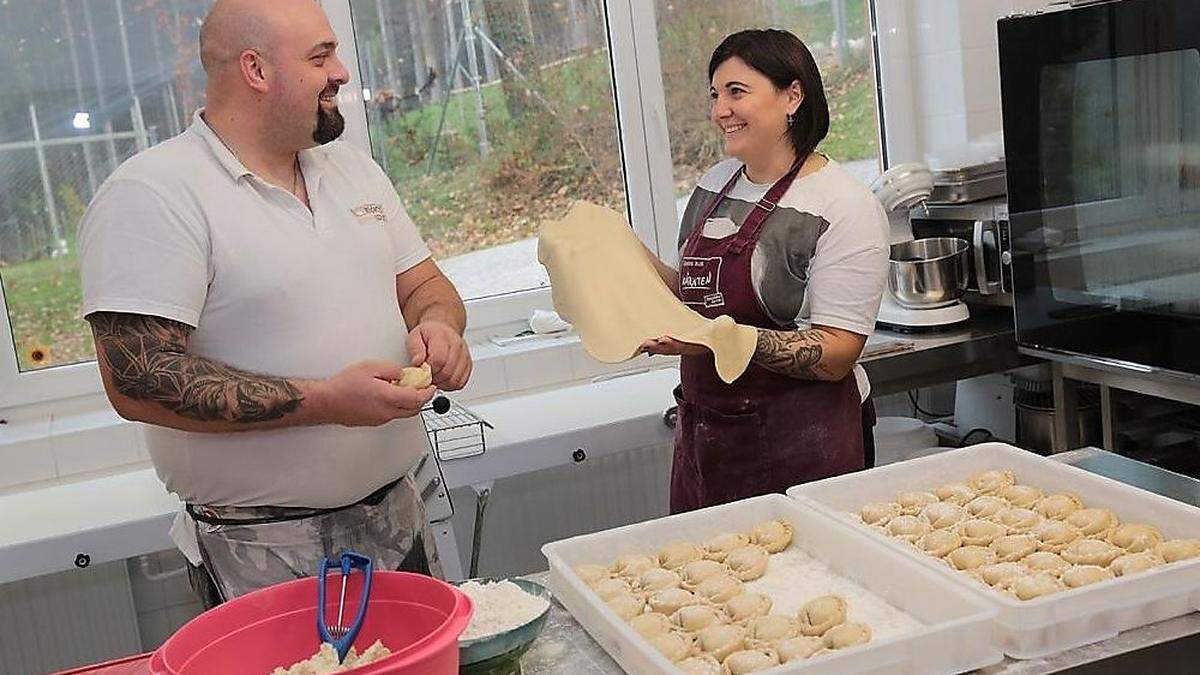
[{"left": 640, "top": 336, "right": 710, "bottom": 357}]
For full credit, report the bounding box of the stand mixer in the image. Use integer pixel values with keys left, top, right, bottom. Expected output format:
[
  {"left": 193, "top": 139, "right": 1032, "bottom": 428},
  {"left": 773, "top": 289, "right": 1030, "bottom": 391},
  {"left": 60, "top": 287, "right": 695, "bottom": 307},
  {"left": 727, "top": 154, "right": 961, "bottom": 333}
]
[{"left": 870, "top": 163, "right": 971, "bottom": 330}]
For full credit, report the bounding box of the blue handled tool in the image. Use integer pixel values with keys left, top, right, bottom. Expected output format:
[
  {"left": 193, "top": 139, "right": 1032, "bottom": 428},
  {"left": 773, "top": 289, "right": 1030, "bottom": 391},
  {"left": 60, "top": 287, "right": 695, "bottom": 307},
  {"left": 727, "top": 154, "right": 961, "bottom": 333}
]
[{"left": 317, "top": 551, "right": 374, "bottom": 663}]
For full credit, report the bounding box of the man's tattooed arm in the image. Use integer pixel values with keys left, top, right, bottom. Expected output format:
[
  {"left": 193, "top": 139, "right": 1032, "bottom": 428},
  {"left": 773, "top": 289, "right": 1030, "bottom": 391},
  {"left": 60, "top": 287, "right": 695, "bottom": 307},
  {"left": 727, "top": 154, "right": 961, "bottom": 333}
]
[
  {"left": 751, "top": 326, "right": 867, "bottom": 381},
  {"left": 88, "top": 312, "right": 314, "bottom": 430}
]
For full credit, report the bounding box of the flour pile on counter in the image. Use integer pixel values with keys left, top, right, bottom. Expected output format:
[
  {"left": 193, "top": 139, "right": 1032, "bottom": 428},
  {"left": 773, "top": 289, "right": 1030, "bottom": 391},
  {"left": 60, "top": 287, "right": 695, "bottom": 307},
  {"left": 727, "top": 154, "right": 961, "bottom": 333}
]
[
  {"left": 857, "top": 469, "right": 1200, "bottom": 600},
  {"left": 572, "top": 519, "right": 918, "bottom": 671},
  {"left": 270, "top": 640, "right": 391, "bottom": 674},
  {"left": 459, "top": 579, "right": 551, "bottom": 640}
]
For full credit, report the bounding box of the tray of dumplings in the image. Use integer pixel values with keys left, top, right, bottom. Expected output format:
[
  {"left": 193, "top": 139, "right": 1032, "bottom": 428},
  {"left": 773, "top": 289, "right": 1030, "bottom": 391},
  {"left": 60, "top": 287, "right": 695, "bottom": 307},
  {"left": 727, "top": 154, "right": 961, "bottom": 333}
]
[
  {"left": 787, "top": 442, "right": 1200, "bottom": 659},
  {"left": 541, "top": 493, "right": 1001, "bottom": 674}
]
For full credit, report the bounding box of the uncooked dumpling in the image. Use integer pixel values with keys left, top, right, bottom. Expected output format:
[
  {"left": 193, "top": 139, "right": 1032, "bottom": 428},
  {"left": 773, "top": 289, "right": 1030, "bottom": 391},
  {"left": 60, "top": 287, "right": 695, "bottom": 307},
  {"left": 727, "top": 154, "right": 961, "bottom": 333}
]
[
  {"left": 1021, "top": 551, "right": 1070, "bottom": 576},
  {"left": 821, "top": 622, "right": 872, "bottom": 650},
  {"left": 968, "top": 469, "right": 1015, "bottom": 495},
  {"left": 1155, "top": 538, "right": 1200, "bottom": 563},
  {"left": 796, "top": 595, "right": 847, "bottom": 636},
  {"left": 1033, "top": 519, "right": 1083, "bottom": 553},
  {"left": 896, "top": 491, "right": 939, "bottom": 515},
  {"left": 605, "top": 590, "right": 646, "bottom": 620},
  {"left": 1065, "top": 508, "right": 1119, "bottom": 538},
  {"left": 1060, "top": 539, "right": 1123, "bottom": 566},
  {"left": 977, "top": 561, "right": 1029, "bottom": 588},
  {"left": 673, "top": 604, "right": 729, "bottom": 633},
  {"left": 539, "top": 202, "right": 758, "bottom": 384},
  {"left": 677, "top": 654, "right": 722, "bottom": 675},
  {"left": 611, "top": 553, "right": 658, "bottom": 579},
  {"left": 628, "top": 612, "right": 674, "bottom": 639},
  {"left": 680, "top": 559, "right": 730, "bottom": 591},
  {"left": 574, "top": 563, "right": 611, "bottom": 587},
  {"left": 648, "top": 587, "right": 701, "bottom": 615},
  {"left": 947, "top": 545, "right": 998, "bottom": 571},
  {"left": 703, "top": 532, "right": 751, "bottom": 562},
  {"left": 965, "top": 495, "right": 1008, "bottom": 519},
  {"left": 659, "top": 542, "right": 705, "bottom": 570},
  {"left": 749, "top": 520, "right": 794, "bottom": 553},
  {"left": 933, "top": 482, "right": 976, "bottom": 506},
  {"left": 593, "top": 576, "right": 634, "bottom": 600},
  {"left": 887, "top": 515, "right": 931, "bottom": 542},
  {"left": 860, "top": 502, "right": 901, "bottom": 526},
  {"left": 1110, "top": 551, "right": 1165, "bottom": 576},
  {"left": 1062, "top": 564, "right": 1114, "bottom": 588},
  {"left": 776, "top": 636, "right": 824, "bottom": 662},
  {"left": 990, "top": 534, "right": 1039, "bottom": 563},
  {"left": 999, "top": 484, "right": 1044, "bottom": 509},
  {"left": 917, "top": 529, "right": 962, "bottom": 558},
  {"left": 920, "top": 502, "right": 968, "bottom": 529},
  {"left": 1035, "top": 493, "right": 1083, "bottom": 520},
  {"left": 648, "top": 630, "right": 698, "bottom": 662},
  {"left": 995, "top": 507, "right": 1044, "bottom": 534},
  {"left": 956, "top": 518, "right": 1006, "bottom": 546},
  {"left": 1107, "top": 523, "right": 1164, "bottom": 553},
  {"left": 394, "top": 363, "right": 432, "bottom": 388},
  {"left": 724, "top": 592, "right": 773, "bottom": 624},
  {"left": 725, "top": 545, "right": 770, "bottom": 581},
  {"left": 697, "top": 623, "right": 747, "bottom": 663},
  {"left": 1008, "top": 571, "right": 1065, "bottom": 600},
  {"left": 745, "top": 615, "right": 798, "bottom": 648},
  {"left": 722, "top": 648, "right": 780, "bottom": 674},
  {"left": 637, "top": 567, "right": 682, "bottom": 592},
  {"left": 694, "top": 573, "right": 744, "bottom": 603}
]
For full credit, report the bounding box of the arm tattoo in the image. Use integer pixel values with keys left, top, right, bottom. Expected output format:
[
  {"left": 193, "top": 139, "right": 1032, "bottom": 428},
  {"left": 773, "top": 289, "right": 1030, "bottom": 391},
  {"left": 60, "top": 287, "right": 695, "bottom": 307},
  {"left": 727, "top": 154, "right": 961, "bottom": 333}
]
[
  {"left": 88, "top": 312, "right": 304, "bottom": 424},
  {"left": 752, "top": 328, "right": 835, "bottom": 380}
]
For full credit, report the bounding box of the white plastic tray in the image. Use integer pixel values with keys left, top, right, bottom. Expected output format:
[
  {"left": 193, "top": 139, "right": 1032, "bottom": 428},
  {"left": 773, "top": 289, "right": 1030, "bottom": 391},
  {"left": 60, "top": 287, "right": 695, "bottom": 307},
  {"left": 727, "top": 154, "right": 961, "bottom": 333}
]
[
  {"left": 541, "top": 494, "right": 1001, "bottom": 674},
  {"left": 787, "top": 442, "right": 1200, "bottom": 659}
]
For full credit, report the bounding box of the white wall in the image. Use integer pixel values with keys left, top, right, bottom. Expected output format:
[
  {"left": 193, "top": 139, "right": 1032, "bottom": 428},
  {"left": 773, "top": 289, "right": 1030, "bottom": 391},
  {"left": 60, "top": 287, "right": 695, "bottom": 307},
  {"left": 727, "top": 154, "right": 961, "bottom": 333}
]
[{"left": 877, "top": 0, "right": 1050, "bottom": 167}]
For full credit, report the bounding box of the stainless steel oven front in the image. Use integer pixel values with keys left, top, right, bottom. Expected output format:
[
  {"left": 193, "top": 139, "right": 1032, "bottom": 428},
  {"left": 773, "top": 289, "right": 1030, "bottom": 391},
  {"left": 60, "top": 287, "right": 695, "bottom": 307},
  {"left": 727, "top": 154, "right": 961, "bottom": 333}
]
[{"left": 999, "top": 0, "right": 1200, "bottom": 376}]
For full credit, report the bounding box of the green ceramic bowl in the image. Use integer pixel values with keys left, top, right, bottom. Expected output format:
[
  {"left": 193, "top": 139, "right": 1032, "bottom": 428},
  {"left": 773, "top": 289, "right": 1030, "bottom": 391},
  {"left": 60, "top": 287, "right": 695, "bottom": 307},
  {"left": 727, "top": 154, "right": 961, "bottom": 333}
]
[{"left": 454, "top": 577, "right": 553, "bottom": 675}]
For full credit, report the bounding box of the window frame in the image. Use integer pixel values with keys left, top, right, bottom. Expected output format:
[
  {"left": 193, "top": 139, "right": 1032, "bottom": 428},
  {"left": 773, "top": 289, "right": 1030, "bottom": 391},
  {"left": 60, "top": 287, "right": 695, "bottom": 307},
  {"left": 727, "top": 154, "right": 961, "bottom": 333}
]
[{"left": 0, "top": 0, "right": 887, "bottom": 412}]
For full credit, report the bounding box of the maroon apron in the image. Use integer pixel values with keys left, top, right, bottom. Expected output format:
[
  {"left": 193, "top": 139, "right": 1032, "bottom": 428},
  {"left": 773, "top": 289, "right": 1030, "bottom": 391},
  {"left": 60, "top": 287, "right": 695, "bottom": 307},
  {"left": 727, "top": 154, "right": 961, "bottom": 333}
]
[{"left": 670, "top": 163, "right": 865, "bottom": 513}]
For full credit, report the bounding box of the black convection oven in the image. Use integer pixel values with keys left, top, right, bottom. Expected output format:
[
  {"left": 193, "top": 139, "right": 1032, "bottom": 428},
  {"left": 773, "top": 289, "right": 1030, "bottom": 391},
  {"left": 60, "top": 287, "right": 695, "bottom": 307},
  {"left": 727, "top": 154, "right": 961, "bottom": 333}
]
[{"left": 999, "top": 0, "right": 1200, "bottom": 377}]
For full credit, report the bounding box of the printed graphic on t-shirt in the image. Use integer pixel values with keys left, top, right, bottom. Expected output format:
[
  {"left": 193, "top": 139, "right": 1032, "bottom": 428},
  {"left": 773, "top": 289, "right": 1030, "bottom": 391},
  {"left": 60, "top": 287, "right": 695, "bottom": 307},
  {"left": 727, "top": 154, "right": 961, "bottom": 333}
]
[
  {"left": 679, "top": 256, "right": 725, "bottom": 309},
  {"left": 351, "top": 202, "right": 387, "bottom": 222}
]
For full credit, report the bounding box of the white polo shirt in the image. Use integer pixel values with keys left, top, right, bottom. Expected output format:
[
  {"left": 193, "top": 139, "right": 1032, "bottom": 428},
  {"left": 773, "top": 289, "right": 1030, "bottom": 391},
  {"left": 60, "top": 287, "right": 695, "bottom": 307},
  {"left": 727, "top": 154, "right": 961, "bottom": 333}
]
[{"left": 79, "top": 110, "right": 433, "bottom": 510}]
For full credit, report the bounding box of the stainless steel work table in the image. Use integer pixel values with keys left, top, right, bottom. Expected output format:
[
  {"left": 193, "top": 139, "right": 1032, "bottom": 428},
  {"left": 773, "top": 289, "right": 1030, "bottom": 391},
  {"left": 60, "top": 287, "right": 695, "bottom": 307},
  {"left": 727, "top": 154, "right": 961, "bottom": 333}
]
[
  {"left": 514, "top": 448, "right": 1200, "bottom": 674},
  {"left": 861, "top": 305, "right": 1032, "bottom": 397}
]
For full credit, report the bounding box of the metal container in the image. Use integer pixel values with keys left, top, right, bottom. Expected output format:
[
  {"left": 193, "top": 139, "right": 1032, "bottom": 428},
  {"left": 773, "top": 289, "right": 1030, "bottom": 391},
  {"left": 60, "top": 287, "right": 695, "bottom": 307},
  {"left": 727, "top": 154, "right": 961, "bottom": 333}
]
[
  {"left": 928, "top": 160, "right": 1007, "bottom": 204},
  {"left": 887, "top": 237, "right": 970, "bottom": 308},
  {"left": 1015, "top": 402, "right": 1102, "bottom": 454}
]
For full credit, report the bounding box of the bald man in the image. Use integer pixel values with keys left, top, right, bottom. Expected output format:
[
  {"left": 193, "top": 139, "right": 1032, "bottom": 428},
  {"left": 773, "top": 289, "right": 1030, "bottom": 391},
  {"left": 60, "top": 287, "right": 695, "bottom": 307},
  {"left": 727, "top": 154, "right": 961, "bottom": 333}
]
[{"left": 78, "top": 0, "right": 471, "bottom": 606}]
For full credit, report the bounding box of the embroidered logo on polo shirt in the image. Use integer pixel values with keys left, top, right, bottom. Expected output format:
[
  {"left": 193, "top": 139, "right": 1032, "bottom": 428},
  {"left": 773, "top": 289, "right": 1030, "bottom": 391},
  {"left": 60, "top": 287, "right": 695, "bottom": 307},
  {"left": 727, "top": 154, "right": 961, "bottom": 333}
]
[{"left": 350, "top": 203, "right": 387, "bottom": 222}]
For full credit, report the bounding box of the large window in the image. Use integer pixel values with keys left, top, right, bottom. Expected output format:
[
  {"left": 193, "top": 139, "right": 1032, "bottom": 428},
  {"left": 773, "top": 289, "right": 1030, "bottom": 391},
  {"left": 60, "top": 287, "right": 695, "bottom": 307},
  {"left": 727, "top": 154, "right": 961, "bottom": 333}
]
[
  {"left": 346, "top": 0, "right": 627, "bottom": 301},
  {"left": 0, "top": 0, "right": 210, "bottom": 377}
]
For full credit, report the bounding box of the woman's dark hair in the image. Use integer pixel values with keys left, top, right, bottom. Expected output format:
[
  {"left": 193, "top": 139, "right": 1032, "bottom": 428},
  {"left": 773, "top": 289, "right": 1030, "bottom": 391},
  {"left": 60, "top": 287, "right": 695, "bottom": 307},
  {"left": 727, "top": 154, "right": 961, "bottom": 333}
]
[{"left": 708, "top": 29, "right": 830, "bottom": 164}]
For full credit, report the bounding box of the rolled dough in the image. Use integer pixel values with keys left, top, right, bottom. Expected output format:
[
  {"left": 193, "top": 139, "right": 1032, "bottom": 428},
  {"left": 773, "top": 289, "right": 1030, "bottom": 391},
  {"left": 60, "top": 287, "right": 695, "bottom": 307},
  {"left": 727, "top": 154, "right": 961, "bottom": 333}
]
[
  {"left": 537, "top": 201, "right": 757, "bottom": 384},
  {"left": 393, "top": 363, "right": 432, "bottom": 388}
]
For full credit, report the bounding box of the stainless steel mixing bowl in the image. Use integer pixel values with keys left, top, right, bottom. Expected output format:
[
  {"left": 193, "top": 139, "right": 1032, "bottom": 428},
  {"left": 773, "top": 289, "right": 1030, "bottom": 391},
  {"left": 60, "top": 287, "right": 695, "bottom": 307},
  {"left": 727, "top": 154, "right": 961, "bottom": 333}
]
[{"left": 887, "top": 237, "right": 970, "bottom": 309}]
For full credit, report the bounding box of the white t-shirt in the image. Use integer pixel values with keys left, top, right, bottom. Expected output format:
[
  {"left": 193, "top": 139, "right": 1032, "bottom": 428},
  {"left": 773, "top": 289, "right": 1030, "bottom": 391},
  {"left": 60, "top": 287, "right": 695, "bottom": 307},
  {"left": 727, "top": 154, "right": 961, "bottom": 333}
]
[
  {"left": 675, "top": 158, "right": 889, "bottom": 400},
  {"left": 79, "top": 110, "right": 433, "bottom": 509}
]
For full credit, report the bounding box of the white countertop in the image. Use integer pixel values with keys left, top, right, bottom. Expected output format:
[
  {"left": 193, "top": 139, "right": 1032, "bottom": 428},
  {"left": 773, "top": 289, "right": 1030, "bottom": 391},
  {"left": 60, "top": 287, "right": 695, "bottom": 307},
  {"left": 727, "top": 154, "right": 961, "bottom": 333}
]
[{"left": 0, "top": 367, "right": 680, "bottom": 584}]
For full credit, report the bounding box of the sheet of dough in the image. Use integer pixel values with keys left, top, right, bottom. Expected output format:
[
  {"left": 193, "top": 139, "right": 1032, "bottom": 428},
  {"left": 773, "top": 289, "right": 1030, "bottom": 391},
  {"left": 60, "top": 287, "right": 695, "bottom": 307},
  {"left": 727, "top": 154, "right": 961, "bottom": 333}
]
[{"left": 537, "top": 201, "right": 757, "bottom": 384}]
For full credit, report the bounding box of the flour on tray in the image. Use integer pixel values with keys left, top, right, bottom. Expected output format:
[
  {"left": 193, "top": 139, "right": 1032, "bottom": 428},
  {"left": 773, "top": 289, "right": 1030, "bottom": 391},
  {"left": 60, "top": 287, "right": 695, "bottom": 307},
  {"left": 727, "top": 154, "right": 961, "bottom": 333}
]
[
  {"left": 744, "top": 548, "right": 924, "bottom": 641},
  {"left": 459, "top": 580, "right": 550, "bottom": 641}
]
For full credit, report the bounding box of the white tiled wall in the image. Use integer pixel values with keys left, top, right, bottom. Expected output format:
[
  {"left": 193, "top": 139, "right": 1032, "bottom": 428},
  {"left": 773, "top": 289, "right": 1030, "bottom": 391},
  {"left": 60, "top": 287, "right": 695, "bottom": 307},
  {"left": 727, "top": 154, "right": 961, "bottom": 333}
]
[
  {"left": 879, "top": 0, "right": 1052, "bottom": 165},
  {"left": 127, "top": 550, "right": 204, "bottom": 650}
]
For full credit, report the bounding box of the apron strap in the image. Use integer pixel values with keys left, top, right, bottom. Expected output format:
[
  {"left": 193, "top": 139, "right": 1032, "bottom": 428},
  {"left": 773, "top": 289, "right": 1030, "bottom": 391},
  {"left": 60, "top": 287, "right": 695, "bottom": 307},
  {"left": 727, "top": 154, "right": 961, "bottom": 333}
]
[
  {"left": 726, "top": 160, "right": 803, "bottom": 256},
  {"left": 683, "top": 160, "right": 804, "bottom": 257}
]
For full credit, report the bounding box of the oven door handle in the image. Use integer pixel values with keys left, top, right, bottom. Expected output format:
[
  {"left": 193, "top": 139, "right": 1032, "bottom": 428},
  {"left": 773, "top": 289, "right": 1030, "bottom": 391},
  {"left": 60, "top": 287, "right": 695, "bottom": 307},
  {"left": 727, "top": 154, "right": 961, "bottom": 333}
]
[{"left": 973, "top": 220, "right": 1002, "bottom": 295}]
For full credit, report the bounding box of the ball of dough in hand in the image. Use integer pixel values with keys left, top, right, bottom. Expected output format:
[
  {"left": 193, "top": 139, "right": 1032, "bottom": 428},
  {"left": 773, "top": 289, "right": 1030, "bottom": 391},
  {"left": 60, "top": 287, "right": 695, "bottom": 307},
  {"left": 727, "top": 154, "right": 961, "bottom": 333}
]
[{"left": 394, "top": 363, "right": 432, "bottom": 388}]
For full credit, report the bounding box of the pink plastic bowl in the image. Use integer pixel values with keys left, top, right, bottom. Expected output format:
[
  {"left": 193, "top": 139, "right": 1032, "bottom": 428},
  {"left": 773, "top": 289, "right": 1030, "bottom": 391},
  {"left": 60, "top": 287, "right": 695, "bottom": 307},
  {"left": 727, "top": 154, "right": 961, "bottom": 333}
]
[{"left": 149, "top": 571, "right": 473, "bottom": 675}]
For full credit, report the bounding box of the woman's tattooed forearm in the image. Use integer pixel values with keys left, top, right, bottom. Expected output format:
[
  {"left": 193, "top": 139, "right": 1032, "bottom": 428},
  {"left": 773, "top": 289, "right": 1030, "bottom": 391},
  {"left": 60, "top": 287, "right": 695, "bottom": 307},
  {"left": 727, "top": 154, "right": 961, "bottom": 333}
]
[
  {"left": 87, "top": 312, "right": 304, "bottom": 423},
  {"left": 752, "top": 328, "right": 834, "bottom": 380}
]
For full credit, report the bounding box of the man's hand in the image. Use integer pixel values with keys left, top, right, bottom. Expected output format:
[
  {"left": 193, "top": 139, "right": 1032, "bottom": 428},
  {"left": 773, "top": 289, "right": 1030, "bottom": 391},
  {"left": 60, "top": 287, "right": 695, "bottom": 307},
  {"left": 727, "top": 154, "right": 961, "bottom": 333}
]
[
  {"left": 640, "top": 336, "right": 710, "bottom": 357},
  {"left": 318, "top": 360, "right": 435, "bottom": 426},
  {"left": 406, "top": 320, "right": 472, "bottom": 391}
]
